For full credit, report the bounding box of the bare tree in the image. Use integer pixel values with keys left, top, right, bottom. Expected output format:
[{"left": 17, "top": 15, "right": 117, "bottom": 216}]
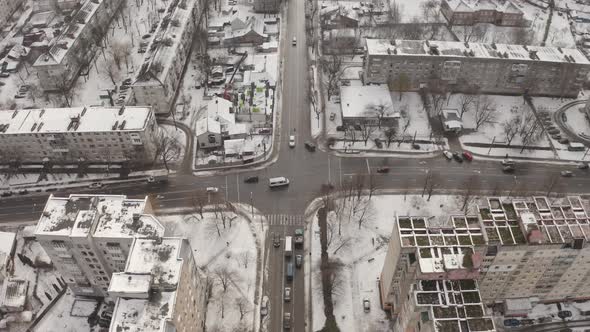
[
  {"left": 461, "top": 175, "right": 480, "bottom": 212},
  {"left": 235, "top": 297, "right": 251, "bottom": 320},
  {"left": 461, "top": 25, "right": 487, "bottom": 42},
  {"left": 365, "top": 102, "right": 393, "bottom": 129},
  {"left": 320, "top": 55, "right": 343, "bottom": 101},
  {"left": 359, "top": 120, "right": 376, "bottom": 146},
  {"left": 473, "top": 95, "right": 497, "bottom": 130},
  {"left": 103, "top": 58, "right": 120, "bottom": 86},
  {"left": 154, "top": 130, "right": 182, "bottom": 171},
  {"left": 237, "top": 251, "right": 251, "bottom": 269},
  {"left": 318, "top": 258, "right": 346, "bottom": 298},
  {"left": 384, "top": 125, "right": 397, "bottom": 147},
  {"left": 502, "top": 116, "right": 520, "bottom": 146},
  {"left": 54, "top": 73, "right": 76, "bottom": 107},
  {"left": 513, "top": 28, "right": 534, "bottom": 45},
  {"left": 386, "top": 0, "right": 403, "bottom": 25},
  {"left": 214, "top": 266, "right": 237, "bottom": 292},
  {"left": 458, "top": 93, "right": 477, "bottom": 119}
]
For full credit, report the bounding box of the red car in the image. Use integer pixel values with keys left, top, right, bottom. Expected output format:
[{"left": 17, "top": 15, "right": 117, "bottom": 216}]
[{"left": 462, "top": 151, "right": 473, "bottom": 161}]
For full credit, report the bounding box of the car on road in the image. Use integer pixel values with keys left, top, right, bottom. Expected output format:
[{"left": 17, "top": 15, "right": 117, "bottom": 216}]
[
  {"left": 462, "top": 151, "right": 473, "bottom": 161},
  {"left": 88, "top": 182, "right": 103, "bottom": 189},
  {"left": 284, "top": 287, "right": 291, "bottom": 302},
  {"left": 376, "top": 167, "right": 389, "bottom": 173},
  {"left": 292, "top": 36, "right": 296, "bottom": 46},
  {"left": 443, "top": 150, "right": 453, "bottom": 160},
  {"left": 289, "top": 135, "right": 296, "bottom": 148},
  {"left": 501, "top": 159, "right": 516, "bottom": 166},
  {"left": 1, "top": 191, "right": 12, "bottom": 197},
  {"left": 304, "top": 141, "right": 316, "bottom": 151},
  {"left": 294, "top": 228, "right": 304, "bottom": 247},
  {"left": 206, "top": 187, "right": 219, "bottom": 193},
  {"left": 284, "top": 312, "right": 291, "bottom": 329},
  {"left": 452, "top": 152, "right": 463, "bottom": 163},
  {"left": 244, "top": 176, "right": 259, "bottom": 183},
  {"left": 558, "top": 310, "right": 572, "bottom": 319},
  {"left": 520, "top": 319, "right": 534, "bottom": 326},
  {"left": 329, "top": 113, "right": 336, "bottom": 121},
  {"left": 260, "top": 296, "right": 269, "bottom": 316},
  {"left": 295, "top": 254, "right": 302, "bottom": 268},
  {"left": 578, "top": 162, "right": 589, "bottom": 170},
  {"left": 561, "top": 171, "right": 574, "bottom": 177},
  {"left": 363, "top": 299, "right": 371, "bottom": 312},
  {"left": 502, "top": 165, "right": 515, "bottom": 173},
  {"left": 18, "top": 189, "right": 28, "bottom": 195},
  {"left": 273, "top": 233, "right": 280, "bottom": 248}
]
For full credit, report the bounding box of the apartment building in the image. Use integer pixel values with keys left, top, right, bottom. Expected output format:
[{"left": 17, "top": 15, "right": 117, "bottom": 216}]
[
  {"left": 132, "top": 0, "right": 204, "bottom": 115},
  {"left": 108, "top": 237, "right": 207, "bottom": 332},
  {"left": 440, "top": 0, "right": 524, "bottom": 26},
  {"left": 381, "top": 195, "right": 590, "bottom": 329},
  {"left": 0, "top": 106, "right": 159, "bottom": 164},
  {"left": 33, "top": 0, "right": 124, "bottom": 90},
  {"left": 34, "top": 194, "right": 164, "bottom": 297},
  {"left": 364, "top": 39, "right": 590, "bottom": 98},
  {"left": 0, "top": 0, "right": 24, "bottom": 27}
]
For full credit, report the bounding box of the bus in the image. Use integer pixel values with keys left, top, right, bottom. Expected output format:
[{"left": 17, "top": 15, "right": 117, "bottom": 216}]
[
  {"left": 285, "top": 236, "right": 292, "bottom": 257},
  {"left": 269, "top": 177, "right": 290, "bottom": 188}
]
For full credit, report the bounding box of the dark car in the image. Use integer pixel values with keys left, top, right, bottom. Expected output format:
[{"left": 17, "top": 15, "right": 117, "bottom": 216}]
[
  {"left": 304, "top": 141, "right": 316, "bottom": 151},
  {"left": 452, "top": 152, "right": 463, "bottom": 163},
  {"left": 374, "top": 138, "right": 383, "bottom": 148},
  {"left": 503, "top": 319, "right": 520, "bottom": 327},
  {"left": 244, "top": 176, "right": 259, "bottom": 183},
  {"left": 502, "top": 165, "right": 515, "bottom": 173},
  {"left": 558, "top": 310, "right": 572, "bottom": 319},
  {"left": 462, "top": 151, "right": 473, "bottom": 161},
  {"left": 376, "top": 167, "right": 389, "bottom": 173},
  {"left": 273, "top": 233, "right": 280, "bottom": 248},
  {"left": 295, "top": 255, "right": 302, "bottom": 268},
  {"left": 579, "top": 162, "right": 589, "bottom": 170}
]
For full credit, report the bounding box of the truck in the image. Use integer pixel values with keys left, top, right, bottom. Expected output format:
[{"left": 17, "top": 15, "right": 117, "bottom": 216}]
[
  {"left": 294, "top": 228, "right": 304, "bottom": 247},
  {"left": 284, "top": 236, "right": 292, "bottom": 257}
]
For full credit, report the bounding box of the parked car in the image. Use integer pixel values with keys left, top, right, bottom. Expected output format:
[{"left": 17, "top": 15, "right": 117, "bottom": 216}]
[
  {"left": 273, "top": 233, "right": 280, "bottom": 248},
  {"left": 18, "top": 189, "right": 28, "bottom": 195},
  {"left": 452, "top": 152, "right": 463, "bottom": 163},
  {"left": 206, "top": 187, "right": 219, "bottom": 193},
  {"left": 329, "top": 113, "right": 336, "bottom": 121},
  {"left": 1, "top": 191, "right": 13, "bottom": 197},
  {"left": 503, "top": 319, "right": 520, "bottom": 327},
  {"left": 558, "top": 310, "right": 573, "bottom": 319},
  {"left": 304, "top": 141, "right": 316, "bottom": 151},
  {"left": 412, "top": 143, "right": 420, "bottom": 150},
  {"left": 520, "top": 319, "right": 534, "bottom": 326},
  {"left": 289, "top": 135, "right": 296, "bottom": 148},
  {"left": 244, "top": 176, "right": 259, "bottom": 183},
  {"left": 374, "top": 138, "right": 383, "bottom": 148},
  {"left": 376, "top": 167, "right": 389, "bottom": 173},
  {"left": 101, "top": 311, "right": 113, "bottom": 320},
  {"left": 501, "top": 159, "right": 516, "bottom": 166},
  {"left": 579, "top": 162, "right": 589, "bottom": 169},
  {"left": 363, "top": 299, "right": 371, "bottom": 312},
  {"left": 443, "top": 150, "right": 453, "bottom": 160},
  {"left": 0, "top": 73, "right": 9, "bottom": 78},
  {"left": 561, "top": 170, "right": 574, "bottom": 177},
  {"left": 295, "top": 254, "right": 302, "bottom": 268},
  {"left": 283, "top": 312, "right": 291, "bottom": 329},
  {"left": 260, "top": 296, "right": 269, "bottom": 316},
  {"left": 88, "top": 182, "right": 103, "bottom": 189},
  {"left": 284, "top": 287, "right": 291, "bottom": 302},
  {"left": 462, "top": 151, "right": 473, "bottom": 161}
]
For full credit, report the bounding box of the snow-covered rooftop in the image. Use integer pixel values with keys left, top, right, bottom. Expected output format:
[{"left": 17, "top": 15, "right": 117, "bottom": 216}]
[
  {"left": 445, "top": 0, "right": 522, "bottom": 14},
  {"left": 35, "top": 195, "right": 163, "bottom": 239},
  {"left": 0, "top": 278, "right": 28, "bottom": 311},
  {"left": 0, "top": 106, "right": 153, "bottom": 135},
  {"left": 135, "top": 0, "right": 197, "bottom": 85},
  {"left": 366, "top": 39, "right": 590, "bottom": 64},
  {"left": 397, "top": 215, "right": 485, "bottom": 247},
  {"left": 109, "top": 238, "right": 187, "bottom": 332},
  {"left": 340, "top": 85, "right": 395, "bottom": 119},
  {"left": 33, "top": 0, "right": 101, "bottom": 66}
]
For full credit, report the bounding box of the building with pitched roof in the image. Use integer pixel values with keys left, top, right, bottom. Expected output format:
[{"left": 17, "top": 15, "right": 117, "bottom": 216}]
[
  {"left": 363, "top": 39, "right": 590, "bottom": 97},
  {"left": 223, "top": 17, "right": 267, "bottom": 45},
  {"left": 441, "top": 0, "right": 524, "bottom": 26}
]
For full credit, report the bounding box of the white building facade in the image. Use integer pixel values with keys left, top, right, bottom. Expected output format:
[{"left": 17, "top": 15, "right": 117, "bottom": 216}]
[
  {"left": 34, "top": 194, "right": 163, "bottom": 297},
  {"left": 0, "top": 106, "right": 159, "bottom": 164}
]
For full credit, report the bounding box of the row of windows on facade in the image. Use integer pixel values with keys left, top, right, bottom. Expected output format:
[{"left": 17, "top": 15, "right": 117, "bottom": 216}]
[{"left": 0, "top": 131, "right": 142, "bottom": 139}]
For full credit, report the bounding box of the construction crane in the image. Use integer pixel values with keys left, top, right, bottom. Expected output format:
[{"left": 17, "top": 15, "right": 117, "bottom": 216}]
[{"left": 223, "top": 50, "right": 248, "bottom": 101}]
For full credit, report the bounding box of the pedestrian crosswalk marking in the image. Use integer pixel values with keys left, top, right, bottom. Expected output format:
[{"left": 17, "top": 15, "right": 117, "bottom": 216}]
[{"left": 266, "top": 214, "right": 304, "bottom": 226}]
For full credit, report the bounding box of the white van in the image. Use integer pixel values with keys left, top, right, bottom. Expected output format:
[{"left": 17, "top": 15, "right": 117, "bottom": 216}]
[{"left": 269, "top": 176, "right": 290, "bottom": 187}]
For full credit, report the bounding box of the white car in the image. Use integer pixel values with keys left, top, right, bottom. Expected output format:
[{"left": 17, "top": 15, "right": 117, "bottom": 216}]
[
  {"left": 501, "top": 159, "right": 516, "bottom": 166},
  {"left": 289, "top": 135, "right": 296, "bottom": 148},
  {"left": 206, "top": 187, "right": 219, "bottom": 193},
  {"left": 443, "top": 150, "right": 453, "bottom": 160},
  {"left": 260, "top": 296, "right": 269, "bottom": 316},
  {"left": 88, "top": 182, "right": 103, "bottom": 189},
  {"left": 292, "top": 36, "right": 297, "bottom": 46}
]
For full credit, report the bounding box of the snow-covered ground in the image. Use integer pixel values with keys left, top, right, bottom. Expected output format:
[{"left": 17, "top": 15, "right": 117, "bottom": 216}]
[
  {"left": 310, "top": 194, "right": 476, "bottom": 331},
  {"left": 32, "top": 290, "right": 98, "bottom": 332},
  {"left": 160, "top": 208, "right": 263, "bottom": 332}
]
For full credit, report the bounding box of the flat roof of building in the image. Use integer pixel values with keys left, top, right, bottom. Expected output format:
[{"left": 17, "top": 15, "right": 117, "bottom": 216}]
[
  {"left": 0, "top": 106, "right": 152, "bottom": 135},
  {"left": 340, "top": 85, "right": 396, "bottom": 119},
  {"left": 35, "top": 195, "right": 164, "bottom": 239},
  {"left": 398, "top": 215, "right": 485, "bottom": 248},
  {"left": 365, "top": 39, "right": 590, "bottom": 65},
  {"left": 111, "top": 291, "right": 175, "bottom": 332}
]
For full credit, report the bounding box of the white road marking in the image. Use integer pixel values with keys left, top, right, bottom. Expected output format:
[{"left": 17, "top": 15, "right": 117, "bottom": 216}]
[
  {"left": 365, "top": 158, "right": 371, "bottom": 174},
  {"left": 236, "top": 175, "right": 240, "bottom": 203}
]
